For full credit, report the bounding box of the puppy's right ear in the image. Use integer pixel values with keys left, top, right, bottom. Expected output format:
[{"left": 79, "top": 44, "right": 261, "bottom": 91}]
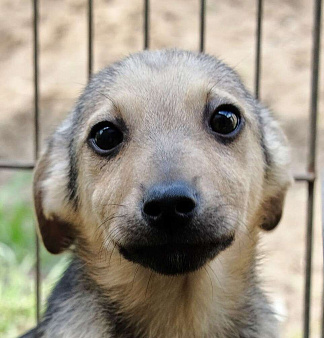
[{"left": 33, "top": 128, "right": 78, "bottom": 254}]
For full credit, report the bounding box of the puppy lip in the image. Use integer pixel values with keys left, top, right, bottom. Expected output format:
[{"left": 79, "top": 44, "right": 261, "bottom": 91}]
[
  {"left": 119, "top": 232, "right": 235, "bottom": 253},
  {"left": 118, "top": 234, "right": 235, "bottom": 275}
]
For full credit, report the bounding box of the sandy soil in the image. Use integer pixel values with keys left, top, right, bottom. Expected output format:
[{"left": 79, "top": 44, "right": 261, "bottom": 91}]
[{"left": 0, "top": 0, "right": 323, "bottom": 336}]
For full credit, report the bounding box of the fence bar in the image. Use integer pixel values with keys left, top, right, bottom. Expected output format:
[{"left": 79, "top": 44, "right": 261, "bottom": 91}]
[
  {"left": 199, "top": 0, "right": 206, "bottom": 52},
  {"left": 294, "top": 173, "right": 316, "bottom": 183},
  {"left": 303, "top": 0, "right": 322, "bottom": 336},
  {"left": 33, "top": 0, "right": 41, "bottom": 324},
  {"left": 0, "top": 163, "right": 34, "bottom": 170},
  {"left": 321, "top": 172, "right": 324, "bottom": 337},
  {"left": 144, "top": 0, "right": 150, "bottom": 49},
  {"left": 88, "top": 0, "right": 93, "bottom": 79},
  {"left": 305, "top": 182, "right": 316, "bottom": 338},
  {"left": 254, "top": 0, "right": 263, "bottom": 99}
]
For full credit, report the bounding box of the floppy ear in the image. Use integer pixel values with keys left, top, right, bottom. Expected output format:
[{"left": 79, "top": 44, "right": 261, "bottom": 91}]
[
  {"left": 257, "top": 106, "right": 293, "bottom": 231},
  {"left": 33, "top": 122, "right": 78, "bottom": 254}
]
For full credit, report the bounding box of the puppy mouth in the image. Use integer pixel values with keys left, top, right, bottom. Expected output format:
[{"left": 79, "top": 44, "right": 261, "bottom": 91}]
[{"left": 118, "top": 235, "right": 234, "bottom": 275}]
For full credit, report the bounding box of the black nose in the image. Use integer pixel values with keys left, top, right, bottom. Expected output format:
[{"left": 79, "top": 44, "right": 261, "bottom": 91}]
[{"left": 142, "top": 181, "right": 198, "bottom": 229}]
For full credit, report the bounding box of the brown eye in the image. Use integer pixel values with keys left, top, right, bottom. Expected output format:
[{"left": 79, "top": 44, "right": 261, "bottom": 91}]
[
  {"left": 89, "top": 122, "right": 123, "bottom": 154},
  {"left": 209, "top": 105, "right": 241, "bottom": 135}
]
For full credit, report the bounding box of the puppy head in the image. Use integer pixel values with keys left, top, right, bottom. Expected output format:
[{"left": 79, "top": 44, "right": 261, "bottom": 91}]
[{"left": 33, "top": 50, "right": 292, "bottom": 274}]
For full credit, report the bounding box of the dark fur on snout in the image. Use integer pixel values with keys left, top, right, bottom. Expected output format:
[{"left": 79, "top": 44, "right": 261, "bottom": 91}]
[
  {"left": 21, "top": 49, "right": 291, "bottom": 338},
  {"left": 117, "top": 203, "right": 236, "bottom": 275}
]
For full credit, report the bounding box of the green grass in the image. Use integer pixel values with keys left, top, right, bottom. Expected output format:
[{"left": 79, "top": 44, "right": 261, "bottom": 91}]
[{"left": 0, "top": 173, "right": 69, "bottom": 337}]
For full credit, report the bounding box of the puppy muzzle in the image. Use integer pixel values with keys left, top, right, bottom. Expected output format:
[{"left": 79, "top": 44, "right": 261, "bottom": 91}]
[{"left": 118, "top": 181, "right": 235, "bottom": 275}]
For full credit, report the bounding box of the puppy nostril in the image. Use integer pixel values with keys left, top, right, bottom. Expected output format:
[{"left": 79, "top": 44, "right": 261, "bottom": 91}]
[
  {"left": 175, "top": 198, "right": 196, "bottom": 215},
  {"left": 143, "top": 201, "right": 162, "bottom": 218}
]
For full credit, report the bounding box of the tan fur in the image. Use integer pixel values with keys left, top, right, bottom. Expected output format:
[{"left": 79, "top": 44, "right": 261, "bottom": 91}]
[{"left": 31, "top": 50, "right": 292, "bottom": 338}]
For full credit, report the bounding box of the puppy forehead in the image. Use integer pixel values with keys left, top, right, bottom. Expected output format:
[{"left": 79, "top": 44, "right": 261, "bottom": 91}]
[
  {"left": 111, "top": 73, "right": 208, "bottom": 123},
  {"left": 84, "top": 51, "right": 251, "bottom": 126},
  {"left": 112, "top": 52, "right": 240, "bottom": 103}
]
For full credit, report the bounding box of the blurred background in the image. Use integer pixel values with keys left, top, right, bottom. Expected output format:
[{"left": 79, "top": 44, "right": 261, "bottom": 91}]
[{"left": 0, "top": 0, "right": 323, "bottom": 337}]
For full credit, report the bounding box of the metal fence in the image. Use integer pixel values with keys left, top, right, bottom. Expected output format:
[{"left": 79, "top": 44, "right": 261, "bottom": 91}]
[{"left": 0, "top": 0, "right": 322, "bottom": 337}]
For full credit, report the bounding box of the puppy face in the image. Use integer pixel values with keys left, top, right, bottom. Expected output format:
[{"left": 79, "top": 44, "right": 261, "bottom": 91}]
[{"left": 34, "top": 50, "right": 292, "bottom": 275}]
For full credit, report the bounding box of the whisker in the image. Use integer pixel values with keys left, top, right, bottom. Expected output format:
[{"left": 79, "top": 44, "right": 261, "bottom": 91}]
[
  {"left": 96, "top": 214, "right": 128, "bottom": 235},
  {"left": 203, "top": 265, "right": 214, "bottom": 300},
  {"left": 93, "top": 88, "right": 120, "bottom": 113},
  {"left": 145, "top": 271, "right": 154, "bottom": 298},
  {"left": 109, "top": 242, "right": 117, "bottom": 267},
  {"left": 130, "top": 265, "right": 141, "bottom": 292}
]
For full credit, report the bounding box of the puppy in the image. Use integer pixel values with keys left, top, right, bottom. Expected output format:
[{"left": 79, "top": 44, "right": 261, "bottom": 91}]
[{"left": 22, "top": 49, "right": 291, "bottom": 338}]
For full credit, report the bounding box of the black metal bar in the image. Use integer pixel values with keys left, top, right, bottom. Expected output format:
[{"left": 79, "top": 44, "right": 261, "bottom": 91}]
[
  {"left": 88, "top": 0, "right": 93, "bottom": 79},
  {"left": 33, "top": 0, "right": 41, "bottom": 324},
  {"left": 304, "top": 181, "right": 315, "bottom": 338},
  {"left": 294, "top": 173, "right": 316, "bottom": 183},
  {"left": 144, "top": 0, "right": 150, "bottom": 49},
  {"left": 308, "top": 0, "right": 322, "bottom": 174},
  {"left": 199, "top": 0, "right": 206, "bottom": 52},
  {"left": 321, "top": 172, "right": 324, "bottom": 338},
  {"left": 0, "top": 163, "right": 35, "bottom": 170},
  {"left": 303, "top": 0, "right": 322, "bottom": 336},
  {"left": 254, "top": 0, "right": 263, "bottom": 99}
]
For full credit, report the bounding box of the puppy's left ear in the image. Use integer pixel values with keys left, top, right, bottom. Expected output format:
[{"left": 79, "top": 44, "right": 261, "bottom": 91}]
[{"left": 257, "top": 106, "right": 293, "bottom": 231}]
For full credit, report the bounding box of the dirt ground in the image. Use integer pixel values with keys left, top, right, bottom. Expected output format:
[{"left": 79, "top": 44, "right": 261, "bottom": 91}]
[{"left": 0, "top": 0, "right": 323, "bottom": 336}]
